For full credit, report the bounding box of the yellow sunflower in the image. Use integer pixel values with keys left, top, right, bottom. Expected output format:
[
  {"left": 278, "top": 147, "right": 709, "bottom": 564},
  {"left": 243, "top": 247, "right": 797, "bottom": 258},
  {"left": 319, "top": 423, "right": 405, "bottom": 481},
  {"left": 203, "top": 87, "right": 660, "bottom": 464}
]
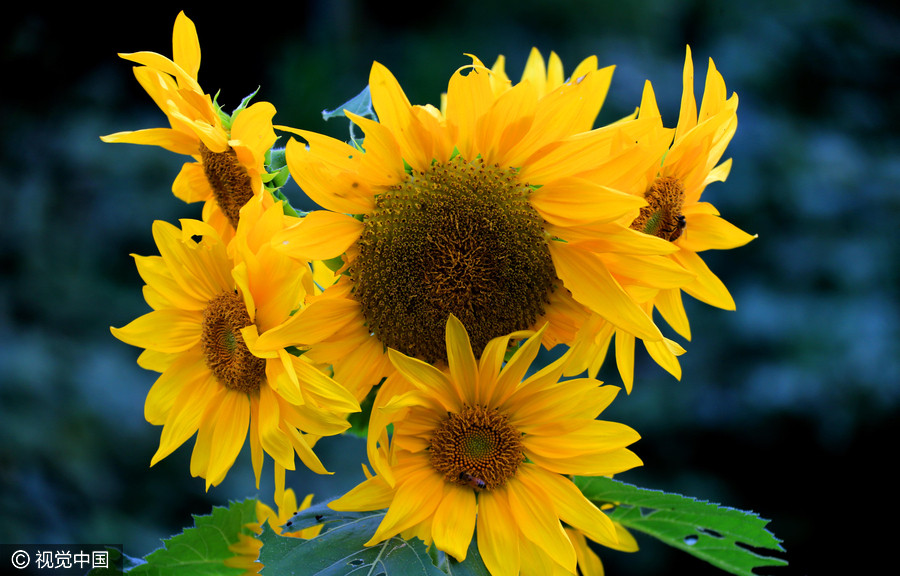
[
  {"left": 111, "top": 194, "right": 359, "bottom": 494},
  {"left": 100, "top": 11, "right": 277, "bottom": 242},
  {"left": 572, "top": 47, "right": 756, "bottom": 390},
  {"left": 275, "top": 51, "right": 693, "bottom": 397},
  {"left": 226, "top": 488, "right": 322, "bottom": 575},
  {"left": 330, "top": 315, "right": 642, "bottom": 576}
]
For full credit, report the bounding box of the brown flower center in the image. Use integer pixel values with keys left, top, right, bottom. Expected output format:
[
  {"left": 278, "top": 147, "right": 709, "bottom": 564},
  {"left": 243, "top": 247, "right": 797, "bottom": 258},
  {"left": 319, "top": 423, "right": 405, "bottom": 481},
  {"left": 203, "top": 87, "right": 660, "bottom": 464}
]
[
  {"left": 351, "top": 156, "right": 556, "bottom": 363},
  {"left": 199, "top": 142, "right": 255, "bottom": 229},
  {"left": 429, "top": 404, "right": 524, "bottom": 492},
  {"left": 630, "top": 176, "right": 687, "bottom": 241},
  {"left": 200, "top": 291, "right": 265, "bottom": 393}
]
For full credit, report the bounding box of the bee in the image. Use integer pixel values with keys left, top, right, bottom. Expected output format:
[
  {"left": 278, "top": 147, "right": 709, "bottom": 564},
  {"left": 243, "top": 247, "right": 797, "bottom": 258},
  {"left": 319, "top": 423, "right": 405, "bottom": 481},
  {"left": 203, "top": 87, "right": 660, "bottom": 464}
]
[
  {"left": 664, "top": 214, "right": 687, "bottom": 242},
  {"left": 459, "top": 471, "right": 487, "bottom": 491}
]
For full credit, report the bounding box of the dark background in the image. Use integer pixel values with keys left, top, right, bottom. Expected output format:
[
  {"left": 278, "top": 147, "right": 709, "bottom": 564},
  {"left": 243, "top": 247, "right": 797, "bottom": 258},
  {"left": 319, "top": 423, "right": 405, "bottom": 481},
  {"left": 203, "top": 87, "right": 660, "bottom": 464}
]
[{"left": 2, "top": 1, "right": 898, "bottom": 574}]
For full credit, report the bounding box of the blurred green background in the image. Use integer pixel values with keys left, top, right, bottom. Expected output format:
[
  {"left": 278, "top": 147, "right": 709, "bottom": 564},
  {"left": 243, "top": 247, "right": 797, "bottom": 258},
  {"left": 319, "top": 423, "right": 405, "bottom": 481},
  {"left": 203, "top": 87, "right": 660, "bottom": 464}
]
[{"left": 2, "top": 1, "right": 897, "bottom": 574}]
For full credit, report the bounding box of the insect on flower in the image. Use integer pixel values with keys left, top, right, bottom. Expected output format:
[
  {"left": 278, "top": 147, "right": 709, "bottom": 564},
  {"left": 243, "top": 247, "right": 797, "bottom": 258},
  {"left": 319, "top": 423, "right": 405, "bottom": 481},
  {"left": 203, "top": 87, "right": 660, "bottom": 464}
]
[
  {"left": 459, "top": 472, "right": 487, "bottom": 491},
  {"left": 665, "top": 214, "right": 687, "bottom": 242}
]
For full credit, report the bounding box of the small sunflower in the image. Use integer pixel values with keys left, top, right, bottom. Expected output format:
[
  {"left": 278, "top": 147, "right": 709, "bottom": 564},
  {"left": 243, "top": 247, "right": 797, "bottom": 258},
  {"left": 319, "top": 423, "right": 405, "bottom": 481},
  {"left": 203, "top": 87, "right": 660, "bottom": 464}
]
[
  {"left": 101, "top": 11, "right": 277, "bottom": 241},
  {"left": 330, "top": 315, "right": 642, "bottom": 576},
  {"left": 226, "top": 488, "right": 322, "bottom": 576},
  {"left": 574, "top": 47, "right": 756, "bottom": 390},
  {"left": 275, "top": 51, "right": 692, "bottom": 397},
  {"left": 111, "top": 195, "right": 359, "bottom": 493}
]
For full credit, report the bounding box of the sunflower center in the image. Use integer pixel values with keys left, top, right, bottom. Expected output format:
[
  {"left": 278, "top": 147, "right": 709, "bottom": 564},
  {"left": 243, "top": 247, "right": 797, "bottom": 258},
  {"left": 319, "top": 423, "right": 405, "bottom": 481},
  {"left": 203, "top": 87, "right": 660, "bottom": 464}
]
[
  {"left": 429, "top": 404, "right": 524, "bottom": 492},
  {"left": 200, "top": 291, "right": 265, "bottom": 394},
  {"left": 199, "top": 142, "right": 255, "bottom": 229},
  {"left": 630, "top": 176, "right": 687, "bottom": 242},
  {"left": 351, "top": 156, "right": 556, "bottom": 363}
]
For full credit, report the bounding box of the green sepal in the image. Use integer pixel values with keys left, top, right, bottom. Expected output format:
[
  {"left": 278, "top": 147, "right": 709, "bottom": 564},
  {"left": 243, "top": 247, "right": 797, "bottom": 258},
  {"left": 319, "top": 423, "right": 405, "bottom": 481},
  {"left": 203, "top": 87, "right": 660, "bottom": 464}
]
[
  {"left": 272, "top": 190, "right": 305, "bottom": 218},
  {"left": 322, "top": 84, "right": 376, "bottom": 144},
  {"left": 231, "top": 88, "right": 262, "bottom": 120},
  {"left": 322, "top": 85, "right": 376, "bottom": 122},
  {"left": 322, "top": 255, "right": 346, "bottom": 274}
]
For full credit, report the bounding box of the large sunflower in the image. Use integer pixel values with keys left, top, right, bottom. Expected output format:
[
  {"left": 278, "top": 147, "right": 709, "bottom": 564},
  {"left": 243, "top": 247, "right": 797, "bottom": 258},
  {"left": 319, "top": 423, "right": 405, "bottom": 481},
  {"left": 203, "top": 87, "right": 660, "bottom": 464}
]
[
  {"left": 571, "top": 47, "right": 756, "bottom": 390},
  {"left": 275, "top": 51, "right": 692, "bottom": 396},
  {"left": 100, "top": 11, "right": 277, "bottom": 242},
  {"left": 330, "top": 315, "right": 641, "bottom": 576},
  {"left": 111, "top": 195, "right": 359, "bottom": 494}
]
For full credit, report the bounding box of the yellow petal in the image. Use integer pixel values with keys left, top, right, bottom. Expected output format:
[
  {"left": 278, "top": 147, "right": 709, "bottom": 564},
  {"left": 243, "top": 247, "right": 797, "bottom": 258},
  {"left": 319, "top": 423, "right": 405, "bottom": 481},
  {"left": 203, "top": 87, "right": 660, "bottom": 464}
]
[
  {"left": 257, "top": 383, "right": 296, "bottom": 471},
  {"left": 144, "top": 346, "right": 206, "bottom": 425},
  {"left": 249, "top": 393, "right": 264, "bottom": 488},
  {"left": 274, "top": 210, "right": 363, "bottom": 261},
  {"left": 171, "top": 161, "right": 214, "bottom": 204},
  {"left": 330, "top": 473, "right": 395, "bottom": 512},
  {"left": 655, "top": 287, "right": 691, "bottom": 340},
  {"left": 431, "top": 483, "right": 476, "bottom": 561},
  {"left": 524, "top": 420, "right": 641, "bottom": 461},
  {"left": 491, "top": 325, "right": 546, "bottom": 407},
  {"left": 644, "top": 337, "right": 683, "bottom": 381},
  {"left": 367, "top": 463, "right": 444, "bottom": 545},
  {"left": 477, "top": 489, "right": 521, "bottom": 576},
  {"left": 172, "top": 12, "right": 200, "bottom": 79},
  {"left": 567, "top": 528, "right": 605, "bottom": 576},
  {"left": 100, "top": 127, "right": 198, "bottom": 156},
  {"left": 520, "top": 465, "right": 619, "bottom": 548},
  {"left": 290, "top": 355, "right": 360, "bottom": 414},
  {"left": 529, "top": 444, "right": 643, "bottom": 477},
  {"left": 548, "top": 241, "right": 663, "bottom": 343},
  {"left": 286, "top": 427, "right": 330, "bottom": 475},
  {"left": 368, "top": 61, "right": 435, "bottom": 171},
  {"left": 255, "top": 296, "right": 359, "bottom": 349},
  {"left": 388, "top": 349, "right": 460, "bottom": 413},
  {"left": 675, "top": 45, "right": 698, "bottom": 142},
  {"left": 151, "top": 371, "right": 219, "bottom": 466},
  {"left": 205, "top": 389, "right": 251, "bottom": 487},
  {"left": 111, "top": 309, "right": 201, "bottom": 353},
  {"left": 614, "top": 329, "right": 636, "bottom": 394},
  {"left": 672, "top": 249, "right": 736, "bottom": 310},
  {"left": 282, "top": 136, "right": 375, "bottom": 215},
  {"left": 475, "top": 79, "right": 537, "bottom": 166},
  {"left": 529, "top": 179, "right": 646, "bottom": 227},
  {"left": 230, "top": 101, "right": 277, "bottom": 159},
  {"left": 676, "top": 212, "right": 756, "bottom": 252},
  {"left": 506, "top": 472, "right": 576, "bottom": 572},
  {"left": 445, "top": 315, "right": 478, "bottom": 407},
  {"left": 444, "top": 63, "right": 494, "bottom": 161}
]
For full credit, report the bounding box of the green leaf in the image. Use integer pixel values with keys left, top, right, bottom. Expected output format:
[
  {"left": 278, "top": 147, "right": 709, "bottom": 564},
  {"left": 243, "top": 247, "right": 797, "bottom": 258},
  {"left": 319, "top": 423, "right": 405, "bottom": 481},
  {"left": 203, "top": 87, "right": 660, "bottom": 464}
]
[
  {"left": 260, "top": 504, "right": 444, "bottom": 576},
  {"left": 125, "top": 499, "right": 258, "bottom": 575},
  {"left": 576, "top": 477, "right": 787, "bottom": 576}
]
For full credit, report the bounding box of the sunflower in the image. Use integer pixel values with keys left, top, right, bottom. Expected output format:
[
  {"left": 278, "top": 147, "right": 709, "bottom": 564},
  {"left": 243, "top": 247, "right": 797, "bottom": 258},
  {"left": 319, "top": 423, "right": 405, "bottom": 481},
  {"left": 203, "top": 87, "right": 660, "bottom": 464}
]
[
  {"left": 330, "top": 315, "right": 642, "bottom": 576},
  {"left": 225, "top": 488, "right": 322, "bottom": 576},
  {"left": 100, "top": 11, "right": 277, "bottom": 242},
  {"left": 275, "top": 51, "right": 693, "bottom": 397},
  {"left": 571, "top": 46, "right": 756, "bottom": 390},
  {"left": 111, "top": 194, "right": 359, "bottom": 494}
]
